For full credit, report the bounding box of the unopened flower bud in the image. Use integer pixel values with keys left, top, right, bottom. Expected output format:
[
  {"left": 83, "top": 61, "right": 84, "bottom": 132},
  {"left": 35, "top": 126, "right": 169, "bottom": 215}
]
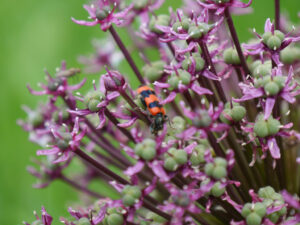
[
  {"left": 164, "top": 157, "right": 178, "bottom": 171},
  {"left": 168, "top": 75, "right": 180, "bottom": 89},
  {"left": 178, "top": 69, "right": 191, "bottom": 85},
  {"left": 76, "top": 217, "right": 91, "bottom": 225},
  {"left": 84, "top": 90, "right": 105, "bottom": 112},
  {"left": 142, "top": 61, "right": 164, "bottom": 82},
  {"left": 193, "top": 110, "right": 212, "bottom": 128},
  {"left": 95, "top": 6, "right": 110, "bottom": 21},
  {"left": 223, "top": 48, "right": 240, "bottom": 65},
  {"left": 149, "top": 15, "right": 170, "bottom": 34},
  {"left": 107, "top": 213, "right": 124, "bottom": 225},
  {"left": 171, "top": 191, "right": 190, "bottom": 206},
  {"left": 47, "top": 78, "right": 63, "bottom": 91},
  {"left": 211, "top": 182, "right": 225, "bottom": 197},
  {"left": 246, "top": 212, "right": 262, "bottom": 225},
  {"left": 103, "top": 71, "right": 125, "bottom": 91},
  {"left": 174, "top": 149, "right": 188, "bottom": 165}
]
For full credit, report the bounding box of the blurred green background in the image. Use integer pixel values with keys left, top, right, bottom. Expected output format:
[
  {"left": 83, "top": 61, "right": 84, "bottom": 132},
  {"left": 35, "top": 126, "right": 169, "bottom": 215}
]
[{"left": 0, "top": 0, "right": 298, "bottom": 224}]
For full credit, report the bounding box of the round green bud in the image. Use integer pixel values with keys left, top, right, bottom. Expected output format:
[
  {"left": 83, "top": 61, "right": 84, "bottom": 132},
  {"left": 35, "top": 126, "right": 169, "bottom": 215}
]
[
  {"left": 223, "top": 48, "right": 240, "bottom": 65},
  {"left": 56, "top": 139, "right": 69, "bottom": 150},
  {"left": 29, "top": 112, "right": 43, "bottom": 127},
  {"left": 149, "top": 15, "right": 170, "bottom": 34},
  {"left": 181, "top": 18, "right": 190, "bottom": 31},
  {"left": 273, "top": 76, "right": 286, "bottom": 89},
  {"left": 48, "top": 78, "right": 63, "bottom": 91},
  {"left": 262, "top": 199, "right": 273, "bottom": 207},
  {"left": 135, "top": 139, "right": 156, "bottom": 158},
  {"left": 264, "top": 81, "right": 280, "bottom": 96},
  {"left": 267, "top": 35, "right": 282, "bottom": 50},
  {"left": 220, "top": 108, "right": 232, "bottom": 124},
  {"left": 211, "top": 182, "right": 225, "bottom": 197},
  {"left": 246, "top": 212, "right": 262, "bottom": 225},
  {"left": 174, "top": 149, "right": 188, "bottom": 165},
  {"left": 280, "top": 47, "right": 298, "bottom": 64},
  {"left": 107, "top": 208, "right": 118, "bottom": 214},
  {"left": 258, "top": 186, "right": 276, "bottom": 199},
  {"left": 164, "top": 157, "right": 178, "bottom": 171},
  {"left": 267, "top": 117, "right": 280, "bottom": 135},
  {"left": 231, "top": 106, "right": 246, "bottom": 122},
  {"left": 267, "top": 213, "right": 279, "bottom": 223},
  {"left": 193, "top": 110, "right": 212, "bottom": 127},
  {"left": 253, "top": 202, "right": 267, "bottom": 217},
  {"left": 133, "top": 0, "right": 148, "bottom": 10},
  {"left": 274, "top": 30, "right": 285, "bottom": 41},
  {"left": 212, "top": 166, "right": 227, "bottom": 179},
  {"left": 253, "top": 64, "right": 271, "bottom": 78},
  {"left": 262, "top": 75, "right": 271, "bottom": 86},
  {"left": 107, "top": 213, "right": 124, "bottom": 225},
  {"left": 241, "top": 203, "right": 252, "bottom": 218},
  {"left": 143, "top": 66, "right": 162, "bottom": 82},
  {"left": 254, "top": 120, "right": 269, "bottom": 138},
  {"left": 190, "top": 145, "right": 205, "bottom": 166},
  {"left": 172, "top": 116, "right": 186, "bottom": 133},
  {"left": 188, "top": 26, "right": 204, "bottom": 39},
  {"left": 182, "top": 57, "right": 192, "bottom": 71},
  {"left": 250, "top": 60, "right": 262, "bottom": 71},
  {"left": 168, "top": 75, "right": 180, "bottom": 89},
  {"left": 95, "top": 7, "right": 110, "bottom": 20},
  {"left": 204, "top": 163, "right": 214, "bottom": 176},
  {"left": 122, "top": 194, "right": 136, "bottom": 206},
  {"left": 194, "top": 55, "right": 205, "bottom": 71},
  {"left": 141, "top": 147, "right": 156, "bottom": 161},
  {"left": 172, "top": 22, "right": 181, "bottom": 32},
  {"left": 178, "top": 70, "right": 191, "bottom": 85},
  {"left": 277, "top": 205, "right": 287, "bottom": 216},
  {"left": 214, "top": 157, "right": 227, "bottom": 167},
  {"left": 77, "top": 217, "right": 91, "bottom": 225},
  {"left": 262, "top": 32, "right": 272, "bottom": 44},
  {"left": 127, "top": 186, "right": 141, "bottom": 199},
  {"left": 88, "top": 99, "right": 100, "bottom": 112}
]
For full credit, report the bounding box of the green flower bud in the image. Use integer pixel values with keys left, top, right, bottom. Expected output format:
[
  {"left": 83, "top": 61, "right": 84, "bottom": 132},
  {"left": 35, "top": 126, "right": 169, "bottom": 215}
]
[
  {"left": 273, "top": 76, "right": 286, "bottom": 89},
  {"left": 280, "top": 46, "right": 299, "bottom": 64},
  {"left": 264, "top": 81, "right": 280, "bottom": 96},
  {"left": 258, "top": 186, "right": 276, "bottom": 199},
  {"left": 254, "top": 120, "right": 269, "bottom": 138},
  {"left": 193, "top": 55, "right": 205, "bottom": 71},
  {"left": 262, "top": 32, "right": 272, "bottom": 44},
  {"left": 220, "top": 108, "right": 232, "bottom": 124},
  {"left": 266, "top": 35, "right": 282, "bottom": 50},
  {"left": 212, "top": 166, "right": 227, "bottom": 179},
  {"left": 172, "top": 18, "right": 190, "bottom": 32},
  {"left": 214, "top": 157, "right": 227, "bottom": 167},
  {"left": 188, "top": 23, "right": 210, "bottom": 39},
  {"left": 164, "top": 157, "right": 178, "bottom": 171},
  {"left": 143, "top": 61, "right": 164, "bottom": 82},
  {"left": 274, "top": 30, "right": 285, "bottom": 41},
  {"left": 48, "top": 78, "right": 63, "bottom": 91},
  {"left": 241, "top": 203, "right": 252, "bottom": 218},
  {"left": 174, "top": 149, "right": 188, "bottom": 165},
  {"left": 77, "top": 217, "right": 91, "bottom": 225},
  {"left": 267, "top": 213, "right": 279, "bottom": 223},
  {"left": 134, "top": 139, "right": 156, "bottom": 158},
  {"left": 253, "top": 64, "right": 271, "bottom": 78},
  {"left": 172, "top": 116, "right": 186, "bottom": 133},
  {"left": 231, "top": 106, "right": 246, "bottom": 122},
  {"left": 168, "top": 75, "right": 180, "bottom": 89},
  {"left": 122, "top": 194, "right": 136, "bottom": 206},
  {"left": 84, "top": 90, "right": 105, "bottom": 112},
  {"left": 246, "top": 212, "right": 262, "bottom": 225},
  {"left": 190, "top": 145, "right": 205, "bottom": 166},
  {"left": 141, "top": 147, "right": 156, "bottom": 161},
  {"left": 193, "top": 110, "right": 212, "bottom": 128},
  {"left": 95, "top": 7, "right": 110, "bottom": 20},
  {"left": 149, "top": 15, "right": 170, "bottom": 34},
  {"left": 204, "top": 163, "right": 214, "bottom": 176},
  {"left": 29, "top": 112, "right": 43, "bottom": 127},
  {"left": 88, "top": 99, "right": 100, "bottom": 112},
  {"left": 178, "top": 69, "right": 191, "bottom": 85},
  {"left": 132, "top": 0, "right": 148, "bottom": 10},
  {"left": 127, "top": 186, "right": 141, "bottom": 199},
  {"left": 211, "top": 182, "right": 225, "bottom": 197},
  {"left": 253, "top": 202, "right": 266, "bottom": 217},
  {"left": 267, "top": 117, "right": 280, "bottom": 135},
  {"left": 223, "top": 48, "right": 240, "bottom": 65},
  {"left": 107, "top": 213, "right": 124, "bottom": 225}
]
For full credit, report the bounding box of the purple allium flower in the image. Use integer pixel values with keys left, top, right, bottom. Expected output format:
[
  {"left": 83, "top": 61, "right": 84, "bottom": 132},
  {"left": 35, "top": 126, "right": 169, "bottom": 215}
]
[
  {"left": 23, "top": 206, "right": 53, "bottom": 225},
  {"left": 20, "top": 1, "right": 300, "bottom": 224},
  {"left": 72, "top": 0, "right": 133, "bottom": 31}
]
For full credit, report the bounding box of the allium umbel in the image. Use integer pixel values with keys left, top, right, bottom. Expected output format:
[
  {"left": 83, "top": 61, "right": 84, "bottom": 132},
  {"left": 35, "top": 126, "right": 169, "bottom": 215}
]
[{"left": 20, "top": 0, "right": 300, "bottom": 224}]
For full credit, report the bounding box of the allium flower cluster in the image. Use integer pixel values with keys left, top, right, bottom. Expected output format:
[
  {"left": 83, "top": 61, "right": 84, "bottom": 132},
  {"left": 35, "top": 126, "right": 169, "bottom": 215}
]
[{"left": 20, "top": 0, "right": 300, "bottom": 224}]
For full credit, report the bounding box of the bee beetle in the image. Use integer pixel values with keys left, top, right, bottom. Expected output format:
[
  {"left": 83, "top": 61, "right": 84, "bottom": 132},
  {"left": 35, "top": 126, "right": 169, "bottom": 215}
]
[{"left": 137, "top": 85, "right": 168, "bottom": 135}]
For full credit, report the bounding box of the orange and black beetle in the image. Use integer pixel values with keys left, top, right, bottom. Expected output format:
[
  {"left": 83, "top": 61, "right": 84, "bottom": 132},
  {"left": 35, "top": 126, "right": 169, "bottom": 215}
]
[{"left": 137, "top": 85, "right": 168, "bottom": 134}]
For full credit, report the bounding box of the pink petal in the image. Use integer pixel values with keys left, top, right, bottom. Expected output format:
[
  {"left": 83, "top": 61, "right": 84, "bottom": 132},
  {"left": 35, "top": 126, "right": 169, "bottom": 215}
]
[
  {"left": 117, "top": 117, "right": 137, "bottom": 128},
  {"left": 264, "top": 98, "right": 275, "bottom": 120},
  {"left": 36, "top": 147, "right": 60, "bottom": 156},
  {"left": 184, "top": 142, "right": 197, "bottom": 154},
  {"left": 124, "top": 161, "right": 145, "bottom": 176},
  {"left": 153, "top": 81, "right": 170, "bottom": 88},
  {"left": 268, "top": 138, "right": 281, "bottom": 159},
  {"left": 232, "top": 0, "right": 253, "bottom": 8},
  {"left": 71, "top": 18, "right": 98, "bottom": 26},
  {"left": 161, "top": 91, "right": 176, "bottom": 105},
  {"left": 191, "top": 83, "right": 213, "bottom": 95},
  {"left": 96, "top": 110, "right": 106, "bottom": 129},
  {"left": 264, "top": 18, "right": 273, "bottom": 33}
]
